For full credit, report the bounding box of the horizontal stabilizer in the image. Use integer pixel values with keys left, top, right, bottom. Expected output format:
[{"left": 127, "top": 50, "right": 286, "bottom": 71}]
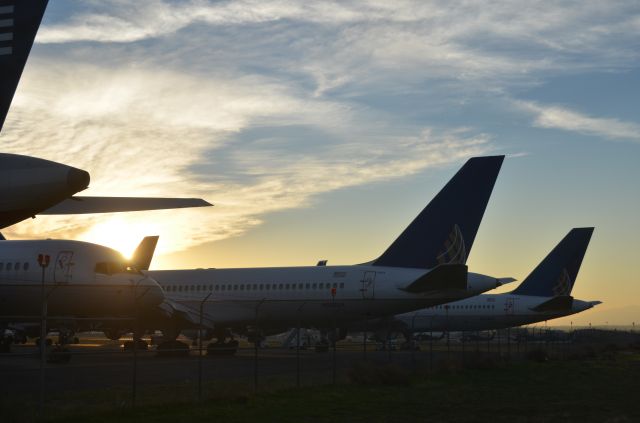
[
  {"left": 130, "top": 236, "right": 159, "bottom": 271},
  {"left": 40, "top": 196, "right": 212, "bottom": 214},
  {"left": 531, "top": 295, "right": 574, "bottom": 312},
  {"left": 402, "top": 264, "right": 468, "bottom": 293},
  {"left": 588, "top": 301, "right": 603, "bottom": 307},
  {"left": 497, "top": 277, "right": 517, "bottom": 286}
]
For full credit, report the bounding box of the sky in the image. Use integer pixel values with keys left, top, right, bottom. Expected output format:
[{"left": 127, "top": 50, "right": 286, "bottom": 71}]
[{"left": 2, "top": 0, "right": 639, "bottom": 325}]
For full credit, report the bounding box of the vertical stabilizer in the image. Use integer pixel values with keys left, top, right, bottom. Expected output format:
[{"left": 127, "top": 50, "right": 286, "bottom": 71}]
[
  {"left": 130, "top": 236, "right": 160, "bottom": 271},
  {"left": 511, "top": 228, "right": 594, "bottom": 297},
  {"left": 372, "top": 156, "right": 504, "bottom": 269},
  {"left": 0, "top": 0, "right": 49, "bottom": 132}
]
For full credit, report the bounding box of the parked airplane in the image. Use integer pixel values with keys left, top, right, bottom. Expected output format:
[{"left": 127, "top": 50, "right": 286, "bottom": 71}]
[
  {"left": 0, "top": 236, "right": 165, "bottom": 352},
  {"left": 145, "top": 155, "right": 506, "bottom": 352},
  {"left": 389, "top": 227, "right": 600, "bottom": 336},
  {"left": 0, "top": 0, "right": 211, "bottom": 230}
]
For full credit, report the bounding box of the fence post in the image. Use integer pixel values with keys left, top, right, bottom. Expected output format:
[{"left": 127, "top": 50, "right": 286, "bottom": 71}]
[
  {"left": 198, "top": 292, "right": 212, "bottom": 402},
  {"left": 38, "top": 253, "right": 50, "bottom": 416}
]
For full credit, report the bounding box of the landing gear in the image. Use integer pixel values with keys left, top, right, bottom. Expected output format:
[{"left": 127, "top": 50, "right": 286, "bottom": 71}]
[
  {"left": 155, "top": 326, "right": 190, "bottom": 357},
  {"left": 206, "top": 328, "right": 238, "bottom": 356},
  {"left": 122, "top": 339, "right": 149, "bottom": 351},
  {"left": 0, "top": 336, "right": 11, "bottom": 353},
  {"left": 40, "top": 330, "right": 75, "bottom": 363},
  {"left": 315, "top": 331, "right": 330, "bottom": 353}
]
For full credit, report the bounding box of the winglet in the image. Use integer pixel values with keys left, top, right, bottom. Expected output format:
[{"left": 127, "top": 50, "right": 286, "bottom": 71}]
[
  {"left": 130, "top": 236, "right": 159, "bottom": 271},
  {"left": 0, "top": 0, "right": 49, "bottom": 132},
  {"left": 372, "top": 156, "right": 504, "bottom": 269}
]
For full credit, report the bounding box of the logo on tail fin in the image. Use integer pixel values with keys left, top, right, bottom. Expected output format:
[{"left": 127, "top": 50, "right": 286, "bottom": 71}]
[
  {"left": 436, "top": 224, "right": 467, "bottom": 265},
  {"left": 551, "top": 268, "right": 572, "bottom": 296},
  {"left": 0, "top": 5, "right": 13, "bottom": 56}
]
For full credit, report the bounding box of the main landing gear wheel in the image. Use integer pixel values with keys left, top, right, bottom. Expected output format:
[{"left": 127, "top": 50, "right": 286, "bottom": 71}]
[
  {"left": 207, "top": 328, "right": 238, "bottom": 356},
  {"left": 122, "top": 339, "right": 149, "bottom": 351},
  {"left": 206, "top": 339, "right": 238, "bottom": 356}
]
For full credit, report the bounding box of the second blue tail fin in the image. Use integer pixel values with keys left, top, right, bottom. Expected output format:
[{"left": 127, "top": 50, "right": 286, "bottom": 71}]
[
  {"left": 0, "top": 0, "right": 49, "bottom": 133},
  {"left": 511, "top": 228, "right": 594, "bottom": 297},
  {"left": 372, "top": 155, "right": 504, "bottom": 269}
]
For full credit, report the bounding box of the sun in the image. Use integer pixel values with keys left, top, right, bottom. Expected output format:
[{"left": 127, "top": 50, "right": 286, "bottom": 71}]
[{"left": 81, "top": 216, "right": 162, "bottom": 259}]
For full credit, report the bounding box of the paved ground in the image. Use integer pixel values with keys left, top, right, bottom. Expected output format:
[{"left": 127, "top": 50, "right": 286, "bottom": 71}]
[{"left": 0, "top": 334, "right": 540, "bottom": 397}]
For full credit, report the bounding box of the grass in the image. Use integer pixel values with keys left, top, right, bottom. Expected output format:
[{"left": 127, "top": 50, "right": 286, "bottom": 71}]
[{"left": 11, "top": 351, "right": 634, "bottom": 423}]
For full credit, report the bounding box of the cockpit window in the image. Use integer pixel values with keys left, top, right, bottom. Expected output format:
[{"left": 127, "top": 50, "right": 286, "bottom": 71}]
[{"left": 95, "top": 262, "right": 142, "bottom": 276}]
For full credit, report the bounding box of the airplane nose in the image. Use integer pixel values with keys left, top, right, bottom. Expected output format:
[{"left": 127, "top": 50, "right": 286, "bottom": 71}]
[
  {"left": 138, "top": 277, "right": 166, "bottom": 307},
  {"left": 67, "top": 167, "right": 90, "bottom": 192}
]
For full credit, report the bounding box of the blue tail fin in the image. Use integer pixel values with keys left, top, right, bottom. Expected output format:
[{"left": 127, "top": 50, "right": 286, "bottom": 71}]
[
  {"left": 511, "top": 228, "right": 594, "bottom": 297},
  {"left": 372, "top": 155, "right": 504, "bottom": 269},
  {"left": 0, "top": 0, "right": 49, "bottom": 132}
]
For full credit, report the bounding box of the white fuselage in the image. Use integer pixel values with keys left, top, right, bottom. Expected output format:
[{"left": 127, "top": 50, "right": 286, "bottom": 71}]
[
  {"left": 149, "top": 267, "right": 502, "bottom": 330},
  {"left": 392, "top": 293, "right": 598, "bottom": 332},
  {"left": 0, "top": 240, "right": 164, "bottom": 319}
]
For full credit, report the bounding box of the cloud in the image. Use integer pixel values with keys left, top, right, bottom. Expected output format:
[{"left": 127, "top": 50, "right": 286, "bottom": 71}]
[
  {"left": 517, "top": 101, "right": 640, "bottom": 142},
  {"left": 2, "top": 58, "right": 492, "bottom": 254},
  {"left": 38, "top": 1, "right": 640, "bottom": 95}
]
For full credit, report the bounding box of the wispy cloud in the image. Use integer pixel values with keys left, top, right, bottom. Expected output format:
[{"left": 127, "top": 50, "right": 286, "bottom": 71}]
[
  {"left": 517, "top": 101, "right": 640, "bottom": 142},
  {"left": 38, "top": 1, "right": 640, "bottom": 90},
  {"left": 2, "top": 58, "right": 491, "bottom": 254}
]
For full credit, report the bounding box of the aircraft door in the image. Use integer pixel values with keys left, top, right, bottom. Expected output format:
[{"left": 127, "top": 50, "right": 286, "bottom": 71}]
[
  {"left": 360, "top": 271, "right": 376, "bottom": 299},
  {"left": 54, "top": 251, "right": 74, "bottom": 284},
  {"left": 504, "top": 298, "right": 515, "bottom": 315}
]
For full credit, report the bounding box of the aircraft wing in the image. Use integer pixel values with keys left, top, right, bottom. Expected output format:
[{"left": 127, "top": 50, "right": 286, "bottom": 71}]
[{"left": 39, "top": 196, "right": 212, "bottom": 215}]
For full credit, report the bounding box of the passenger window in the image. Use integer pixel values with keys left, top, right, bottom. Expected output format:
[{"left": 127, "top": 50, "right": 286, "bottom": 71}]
[
  {"left": 319, "top": 283, "right": 324, "bottom": 289},
  {"left": 233, "top": 285, "right": 238, "bottom": 291},
  {"left": 0, "top": 263, "right": 3, "bottom": 271},
  {"left": 285, "top": 283, "right": 290, "bottom": 290},
  {"left": 265, "top": 284, "right": 270, "bottom": 290},
  {"left": 339, "top": 283, "right": 344, "bottom": 289},
  {"left": 260, "top": 284, "right": 264, "bottom": 290},
  {"left": 291, "top": 284, "right": 296, "bottom": 290},
  {"left": 306, "top": 283, "right": 310, "bottom": 289},
  {"left": 14, "top": 262, "right": 18, "bottom": 270},
  {"left": 23, "top": 263, "right": 29, "bottom": 271},
  {"left": 240, "top": 285, "right": 245, "bottom": 291},
  {"left": 278, "top": 284, "right": 283, "bottom": 290},
  {"left": 332, "top": 283, "right": 337, "bottom": 288},
  {"left": 253, "top": 284, "right": 257, "bottom": 290},
  {"left": 312, "top": 283, "right": 317, "bottom": 289}
]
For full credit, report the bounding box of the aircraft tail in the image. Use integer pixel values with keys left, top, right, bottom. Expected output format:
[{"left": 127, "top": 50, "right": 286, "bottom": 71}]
[
  {"left": 0, "top": 0, "right": 49, "bottom": 132},
  {"left": 372, "top": 155, "right": 504, "bottom": 269},
  {"left": 511, "top": 228, "right": 594, "bottom": 297},
  {"left": 130, "top": 236, "right": 159, "bottom": 271}
]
